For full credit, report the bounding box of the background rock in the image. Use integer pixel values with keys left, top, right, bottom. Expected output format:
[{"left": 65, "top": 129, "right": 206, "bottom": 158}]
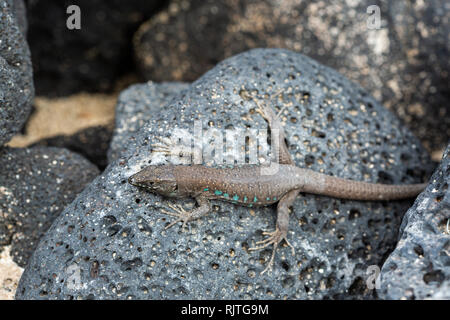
[
  {"left": 0, "top": 0, "right": 34, "bottom": 146},
  {"left": 378, "top": 144, "right": 450, "bottom": 299},
  {"left": 134, "top": 0, "right": 449, "bottom": 155},
  {"left": 6, "top": 0, "right": 27, "bottom": 33},
  {"left": 32, "top": 124, "right": 114, "bottom": 170},
  {"left": 107, "top": 81, "right": 189, "bottom": 163},
  {"left": 16, "top": 49, "right": 433, "bottom": 299},
  {"left": 0, "top": 147, "right": 99, "bottom": 267},
  {"left": 25, "top": 0, "right": 168, "bottom": 96}
]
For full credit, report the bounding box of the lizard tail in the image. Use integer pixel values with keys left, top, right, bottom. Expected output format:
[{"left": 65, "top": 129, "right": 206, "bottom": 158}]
[{"left": 300, "top": 170, "right": 427, "bottom": 201}]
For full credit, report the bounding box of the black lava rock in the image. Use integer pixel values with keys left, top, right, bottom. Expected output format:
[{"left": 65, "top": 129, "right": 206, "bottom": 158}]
[
  {"left": 0, "top": 0, "right": 34, "bottom": 146},
  {"left": 378, "top": 144, "right": 450, "bottom": 299},
  {"left": 0, "top": 146, "right": 99, "bottom": 267},
  {"left": 108, "top": 81, "right": 189, "bottom": 163},
  {"left": 26, "top": 0, "right": 168, "bottom": 96},
  {"left": 31, "top": 124, "right": 114, "bottom": 171},
  {"left": 16, "top": 49, "right": 433, "bottom": 299}
]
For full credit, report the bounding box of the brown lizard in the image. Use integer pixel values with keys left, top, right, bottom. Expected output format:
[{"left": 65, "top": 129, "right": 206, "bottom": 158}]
[{"left": 129, "top": 92, "right": 426, "bottom": 274}]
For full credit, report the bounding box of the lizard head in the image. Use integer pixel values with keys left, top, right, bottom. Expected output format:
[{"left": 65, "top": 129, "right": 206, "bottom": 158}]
[{"left": 128, "top": 165, "right": 179, "bottom": 197}]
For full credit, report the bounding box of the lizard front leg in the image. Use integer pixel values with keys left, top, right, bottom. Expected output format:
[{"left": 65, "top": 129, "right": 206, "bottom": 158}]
[
  {"left": 152, "top": 136, "right": 192, "bottom": 158},
  {"left": 161, "top": 196, "right": 211, "bottom": 230}
]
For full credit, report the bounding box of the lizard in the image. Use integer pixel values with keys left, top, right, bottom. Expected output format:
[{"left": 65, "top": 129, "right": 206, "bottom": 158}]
[{"left": 128, "top": 91, "right": 427, "bottom": 274}]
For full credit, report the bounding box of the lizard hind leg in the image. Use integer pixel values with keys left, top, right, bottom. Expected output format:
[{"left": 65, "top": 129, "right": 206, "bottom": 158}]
[
  {"left": 249, "top": 227, "right": 295, "bottom": 274},
  {"left": 249, "top": 189, "right": 299, "bottom": 274}
]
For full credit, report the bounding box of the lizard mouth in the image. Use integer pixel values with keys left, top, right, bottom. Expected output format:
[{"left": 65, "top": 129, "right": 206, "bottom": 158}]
[
  {"left": 128, "top": 175, "right": 138, "bottom": 185},
  {"left": 128, "top": 174, "right": 153, "bottom": 188}
]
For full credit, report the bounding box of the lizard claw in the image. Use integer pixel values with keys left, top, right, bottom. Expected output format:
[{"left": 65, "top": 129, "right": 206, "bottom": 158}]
[
  {"left": 151, "top": 136, "right": 191, "bottom": 158},
  {"left": 249, "top": 228, "right": 295, "bottom": 274},
  {"left": 253, "top": 99, "right": 271, "bottom": 121},
  {"left": 251, "top": 89, "right": 286, "bottom": 120},
  {"left": 161, "top": 203, "right": 193, "bottom": 231},
  {"left": 151, "top": 136, "right": 173, "bottom": 154}
]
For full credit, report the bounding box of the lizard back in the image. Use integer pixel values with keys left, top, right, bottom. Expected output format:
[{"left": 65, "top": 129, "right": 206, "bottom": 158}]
[{"left": 174, "top": 164, "right": 300, "bottom": 206}]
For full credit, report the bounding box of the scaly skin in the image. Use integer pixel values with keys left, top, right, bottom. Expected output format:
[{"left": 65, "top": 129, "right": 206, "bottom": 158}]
[
  {"left": 129, "top": 93, "right": 426, "bottom": 274},
  {"left": 129, "top": 164, "right": 426, "bottom": 204}
]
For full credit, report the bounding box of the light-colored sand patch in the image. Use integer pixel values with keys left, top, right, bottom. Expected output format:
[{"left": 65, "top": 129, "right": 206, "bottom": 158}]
[
  {"left": 431, "top": 148, "right": 445, "bottom": 163},
  {"left": 8, "top": 92, "right": 117, "bottom": 148},
  {"left": 0, "top": 246, "right": 24, "bottom": 300}
]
